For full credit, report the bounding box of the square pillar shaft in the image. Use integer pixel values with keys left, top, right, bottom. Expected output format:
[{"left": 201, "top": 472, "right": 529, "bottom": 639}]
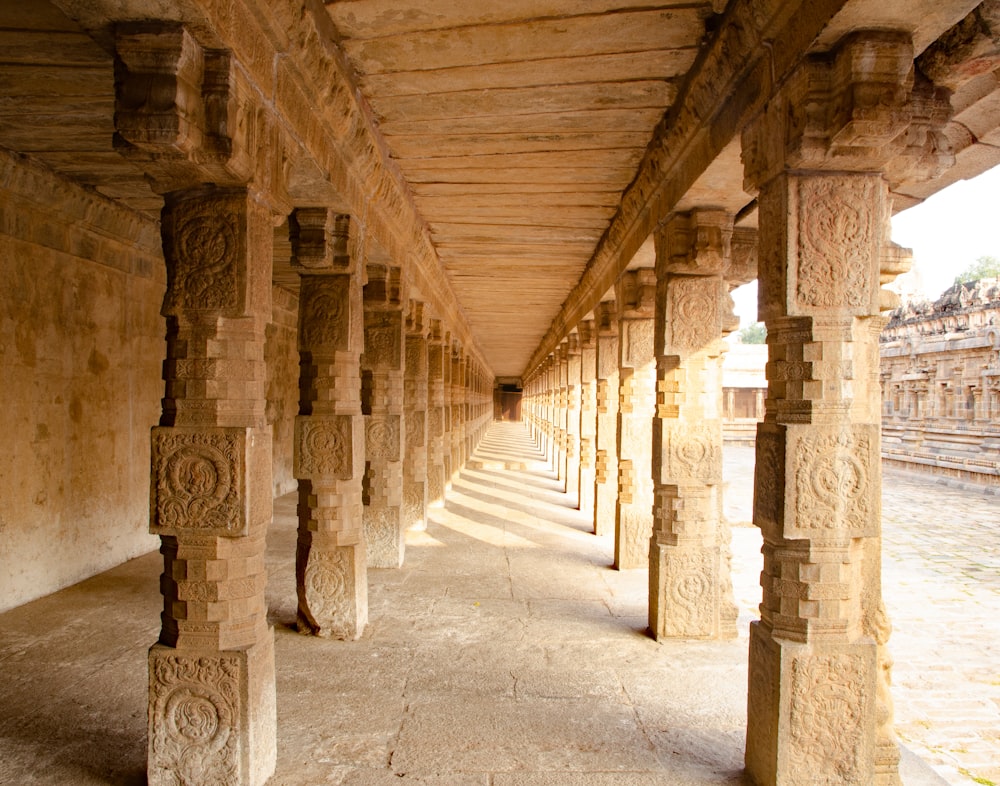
[
  {"left": 362, "top": 265, "right": 406, "bottom": 569},
  {"left": 291, "top": 209, "right": 368, "bottom": 640},
  {"left": 594, "top": 303, "right": 620, "bottom": 537},
  {"left": 650, "top": 210, "right": 738, "bottom": 640},
  {"left": 149, "top": 184, "right": 276, "bottom": 786},
  {"left": 615, "top": 269, "right": 656, "bottom": 570}
]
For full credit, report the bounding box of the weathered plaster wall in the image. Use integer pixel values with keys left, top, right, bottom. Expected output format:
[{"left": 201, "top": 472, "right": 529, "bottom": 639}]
[
  {"left": 267, "top": 285, "right": 299, "bottom": 497},
  {"left": 0, "top": 150, "right": 165, "bottom": 612}
]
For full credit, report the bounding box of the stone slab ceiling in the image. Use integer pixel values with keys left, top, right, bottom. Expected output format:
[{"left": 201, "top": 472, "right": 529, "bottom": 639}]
[{"left": 324, "top": 1, "right": 719, "bottom": 377}]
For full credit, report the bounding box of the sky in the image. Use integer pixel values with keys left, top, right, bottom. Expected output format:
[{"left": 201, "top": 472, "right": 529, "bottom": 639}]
[{"left": 731, "top": 163, "right": 1000, "bottom": 327}]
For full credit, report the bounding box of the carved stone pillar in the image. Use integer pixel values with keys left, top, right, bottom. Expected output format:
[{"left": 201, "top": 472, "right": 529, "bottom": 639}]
[
  {"left": 115, "top": 21, "right": 288, "bottom": 785},
  {"left": 650, "top": 210, "right": 738, "bottom": 640},
  {"left": 427, "top": 321, "right": 447, "bottom": 507},
  {"left": 289, "top": 209, "right": 368, "bottom": 642},
  {"left": 579, "top": 320, "right": 598, "bottom": 515},
  {"left": 555, "top": 342, "right": 570, "bottom": 484},
  {"left": 362, "top": 264, "right": 406, "bottom": 568},
  {"left": 615, "top": 270, "right": 656, "bottom": 569},
  {"left": 565, "top": 333, "right": 583, "bottom": 505},
  {"left": 403, "top": 301, "right": 430, "bottom": 532},
  {"left": 594, "top": 301, "right": 620, "bottom": 537},
  {"left": 442, "top": 334, "right": 453, "bottom": 485},
  {"left": 544, "top": 356, "right": 557, "bottom": 464},
  {"left": 450, "top": 344, "right": 465, "bottom": 481},
  {"left": 150, "top": 186, "right": 277, "bottom": 786},
  {"left": 741, "top": 32, "right": 952, "bottom": 786}
]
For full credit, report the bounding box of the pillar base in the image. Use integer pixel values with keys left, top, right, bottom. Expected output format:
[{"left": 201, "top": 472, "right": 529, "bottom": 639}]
[
  {"left": 649, "top": 541, "right": 737, "bottom": 640},
  {"left": 148, "top": 636, "right": 276, "bottom": 786},
  {"left": 745, "top": 622, "right": 878, "bottom": 786},
  {"left": 297, "top": 538, "right": 368, "bottom": 639}
]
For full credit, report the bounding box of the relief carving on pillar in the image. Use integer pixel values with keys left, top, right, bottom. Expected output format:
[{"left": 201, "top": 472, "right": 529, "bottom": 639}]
[
  {"left": 795, "top": 176, "right": 878, "bottom": 312},
  {"left": 366, "top": 417, "right": 401, "bottom": 461},
  {"left": 151, "top": 427, "right": 247, "bottom": 536},
  {"left": 299, "top": 278, "right": 349, "bottom": 350},
  {"left": 294, "top": 415, "right": 353, "bottom": 479},
  {"left": 746, "top": 628, "right": 778, "bottom": 779},
  {"left": 789, "top": 653, "right": 872, "bottom": 785},
  {"left": 365, "top": 323, "right": 401, "bottom": 368},
  {"left": 753, "top": 425, "right": 785, "bottom": 533},
  {"left": 405, "top": 340, "right": 425, "bottom": 375},
  {"left": 405, "top": 411, "right": 425, "bottom": 449},
  {"left": 163, "top": 198, "right": 243, "bottom": 314},
  {"left": 788, "top": 426, "right": 878, "bottom": 538},
  {"left": 622, "top": 320, "right": 655, "bottom": 368},
  {"left": 302, "top": 549, "right": 351, "bottom": 633},
  {"left": 661, "top": 549, "right": 715, "bottom": 636},
  {"left": 665, "top": 424, "right": 722, "bottom": 483},
  {"left": 365, "top": 508, "right": 402, "bottom": 565},
  {"left": 149, "top": 651, "right": 241, "bottom": 786},
  {"left": 668, "top": 276, "right": 721, "bottom": 352}
]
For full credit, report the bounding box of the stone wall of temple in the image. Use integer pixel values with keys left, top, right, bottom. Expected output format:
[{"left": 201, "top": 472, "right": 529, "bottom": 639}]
[
  {"left": 0, "top": 150, "right": 306, "bottom": 612},
  {"left": 0, "top": 150, "right": 165, "bottom": 612},
  {"left": 880, "top": 279, "right": 1000, "bottom": 487}
]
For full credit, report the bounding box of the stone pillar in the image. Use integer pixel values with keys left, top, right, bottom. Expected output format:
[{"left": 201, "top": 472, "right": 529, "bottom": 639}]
[
  {"left": 556, "top": 343, "right": 570, "bottom": 485},
  {"left": 403, "top": 301, "right": 430, "bottom": 531},
  {"left": 115, "top": 21, "right": 291, "bottom": 783},
  {"left": 290, "top": 209, "right": 368, "bottom": 641},
  {"left": 740, "top": 32, "right": 952, "bottom": 786},
  {"left": 649, "top": 210, "right": 738, "bottom": 640},
  {"left": 615, "top": 269, "right": 657, "bottom": 569},
  {"left": 441, "top": 335, "right": 453, "bottom": 485},
  {"left": 594, "top": 301, "right": 620, "bottom": 537},
  {"left": 450, "top": 344, "right": 465, "bottom": 482},
  {"left": 579, "top": 320, "right": 598, "bottom": 515},
  {"left": 544, "top": 356, "right": 557, "bottom": 465},
  {"left": 150, "top": 186, "right": 277, "bottom": 786},
  {"left": 565, "top": 333, "right": 583, "bottom": 505},
  {"left": 427, "top": 320, "right": 448, "bottom": 507},
  {"left": 362, "top": 264, "right": 406, "bottom": 568}
]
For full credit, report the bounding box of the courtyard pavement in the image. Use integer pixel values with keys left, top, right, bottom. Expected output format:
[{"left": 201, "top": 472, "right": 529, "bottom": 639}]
[{"left": 0, "top": 422, "right": 994, "bottom": 784}]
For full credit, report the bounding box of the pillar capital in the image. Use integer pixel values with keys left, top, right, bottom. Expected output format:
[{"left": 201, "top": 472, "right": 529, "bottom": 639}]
[
  {"left": 727, "top": 227, "right": 758, "bottom": 290},
  {"left": 656, "top": 210, "right": 733, "bottom": 277},
  {"left": 616, "top": 269, "right": 656, "bottom": 320},
  {"left": 364, "top": 262, "right": 405, "bottom": 309},
  {"left": 742, "top": 31, "right": 953, "bottom": 191},
  {"left": 577, "top": 319, "right": 597, "bottom": 350},
  {"left": 289, "top": 209, "right": 359, "bottom": 273},
  {"left": 406, "top": 299, "right": 430, "bottom": 338},
  {"left": 113, "top": 21, "right": 290, "bottom": 210},
  {"left": 595, "top": 300, "right": 619, "bottom": 336}
]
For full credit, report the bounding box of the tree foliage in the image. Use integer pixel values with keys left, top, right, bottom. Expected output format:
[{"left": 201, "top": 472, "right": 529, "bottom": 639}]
[
  {"left": 953, "top": 255, "right": 1000, "bottom": 285},
  {"left": 737, "top": 322, "right": 767, "bottom": 344}
]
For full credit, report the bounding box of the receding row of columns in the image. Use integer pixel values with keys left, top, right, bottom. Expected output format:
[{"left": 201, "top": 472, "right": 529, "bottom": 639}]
[
  {"left": 524, "top": 218, "right": 748, "bottom": 642},
  {"left": 523, "top": 30, "right": 947, "bottom": 786},
  {"left": 148, "top": 191, "right": 492, "bottom": 786}
]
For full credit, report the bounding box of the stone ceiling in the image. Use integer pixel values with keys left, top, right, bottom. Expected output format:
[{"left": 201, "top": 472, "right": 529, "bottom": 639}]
[
  {"left": 321, "top": 1, "right": 724, "bottom": 377},
  {"left": 3, "top": 0, "right": 1000, "bottom": 381}
]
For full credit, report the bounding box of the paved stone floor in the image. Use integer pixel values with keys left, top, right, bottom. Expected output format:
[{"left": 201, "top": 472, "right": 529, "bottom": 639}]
[{"left": 0, "top": 422, "right": 992, "bottom": 784}]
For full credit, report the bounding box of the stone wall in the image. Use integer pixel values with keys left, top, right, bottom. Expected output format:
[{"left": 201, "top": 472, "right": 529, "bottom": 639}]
[
  {"left": 880, "top": 279, "right": 1000, "bottom": 486},
  {"left": 267, "top": 285, "right": 299, "bottom": 497},
  {"left": 0, "top": 150, "right": 165, "bottom": 612}
]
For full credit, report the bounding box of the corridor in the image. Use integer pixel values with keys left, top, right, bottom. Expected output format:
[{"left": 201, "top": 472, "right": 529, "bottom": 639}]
[{"left": 0, "top": 422, "right": 970, "bottom": 785}]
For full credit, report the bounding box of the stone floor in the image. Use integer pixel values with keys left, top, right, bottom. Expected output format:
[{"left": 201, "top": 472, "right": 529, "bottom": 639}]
[{"left": 0, "top": 422, "right": 993, "bottom": 785}]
